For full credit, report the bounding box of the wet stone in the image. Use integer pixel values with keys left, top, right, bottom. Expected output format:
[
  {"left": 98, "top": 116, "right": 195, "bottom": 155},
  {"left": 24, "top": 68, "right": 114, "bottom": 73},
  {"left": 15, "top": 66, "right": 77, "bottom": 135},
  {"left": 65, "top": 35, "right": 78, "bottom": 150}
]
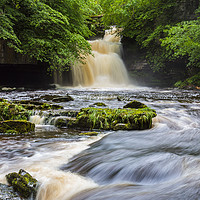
[
  {"left": 52, "top": 96, "right": 74, "bottom": 102},
  {"left": 0, "top": 120, "right": 35, "bottom": 134},
  {"left": 123, "top": 100, "right": 147, "bottom": 109},
  {"left": 113, "top": 123, "right": 130, "bottom": 131},
  {"left": 0, "top": 183, "right": 21, "bottom": 200},
  {"left": 92, "top": 102, "right": 107, "bottom": 107},
  {"left": 6, "top": 169, "right": 39, "bottom": 199}
]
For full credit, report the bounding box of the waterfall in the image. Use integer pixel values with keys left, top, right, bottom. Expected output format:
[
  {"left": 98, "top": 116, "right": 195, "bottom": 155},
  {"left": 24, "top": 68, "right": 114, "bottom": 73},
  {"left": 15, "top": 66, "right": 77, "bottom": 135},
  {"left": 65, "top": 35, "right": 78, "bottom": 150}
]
[{"left": 72, "top": 28, "right": 129, "bottom": 87}]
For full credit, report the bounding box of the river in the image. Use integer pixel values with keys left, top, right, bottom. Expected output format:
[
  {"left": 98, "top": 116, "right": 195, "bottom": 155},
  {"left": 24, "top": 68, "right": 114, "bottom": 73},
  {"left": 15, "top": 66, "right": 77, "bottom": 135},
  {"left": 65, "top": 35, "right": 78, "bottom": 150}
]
[{"left": 0, "top": 86, "right": 200, "bottom": 200}]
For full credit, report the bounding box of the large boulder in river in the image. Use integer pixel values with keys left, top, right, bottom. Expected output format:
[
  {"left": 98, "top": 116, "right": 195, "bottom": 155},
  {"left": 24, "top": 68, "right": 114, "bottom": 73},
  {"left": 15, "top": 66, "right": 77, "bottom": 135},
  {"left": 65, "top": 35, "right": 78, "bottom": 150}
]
[
  {"left": 68, "top": 106, "right": 156, "bottom": 131},
  {"left": 0, "top": 120, "right": 35, "bottom": 134},
  {"left": 6, "top": 169, "right": 38, "bottom": 199}
]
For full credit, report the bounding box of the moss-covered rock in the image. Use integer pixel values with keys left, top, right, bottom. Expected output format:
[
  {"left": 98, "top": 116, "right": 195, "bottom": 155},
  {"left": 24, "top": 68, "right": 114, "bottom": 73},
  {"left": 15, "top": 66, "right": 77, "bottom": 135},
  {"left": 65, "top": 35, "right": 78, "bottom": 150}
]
[
  {"left": 52, "top": 95, "right": 74, "bottom": 102},
  {"left": 0, "top": 120, "right": 35, "bottom": 134},
  {"left": 68, "top": 105, "right": 156, "bottom": 131},
  {"left": 113, "top": 123, "right": 131, "bottom": 131},
  {"left": 92, "top": 102, "right": 107, "bottom": 107},
  {"left": 39, "top": 94, "right": 61, "bottom": 101},
  {"left": 80, "top": 132, "right": 99, "bottom": 136},
  {"left": 123, "top": 100, "right": 147, "bottom": 109},
  {"left": 54, "top": 117, "right": 76, "bottom": 128},
  {"left": 15, "top": 100, "right": 63, "bottom": 110},
  {"left": 0, "top": 101, "right": 32, "bottom": 121},
  {"left": 6, "top": 169, "right": 38, "bottom": 199}
]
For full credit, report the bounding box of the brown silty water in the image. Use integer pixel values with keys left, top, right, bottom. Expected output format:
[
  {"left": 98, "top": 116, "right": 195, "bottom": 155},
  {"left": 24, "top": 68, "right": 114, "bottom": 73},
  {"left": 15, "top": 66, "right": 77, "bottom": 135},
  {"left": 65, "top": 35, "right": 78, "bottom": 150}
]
[
  {"left": 0, "top": 88, "right": 200, "bottom": 200},
  {"left": 0, "top": 29, "right": 200, "bottom": 200},
  {"left": 72, "top": 28, "right": 130, "bottom": 87}
]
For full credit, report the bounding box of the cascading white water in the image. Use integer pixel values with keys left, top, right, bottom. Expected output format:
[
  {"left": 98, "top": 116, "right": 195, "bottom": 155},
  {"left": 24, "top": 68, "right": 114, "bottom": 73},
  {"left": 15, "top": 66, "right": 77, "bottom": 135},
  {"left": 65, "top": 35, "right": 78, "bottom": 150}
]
[{"left": 72, "top": 28, "right": 130, "bottom": 87}]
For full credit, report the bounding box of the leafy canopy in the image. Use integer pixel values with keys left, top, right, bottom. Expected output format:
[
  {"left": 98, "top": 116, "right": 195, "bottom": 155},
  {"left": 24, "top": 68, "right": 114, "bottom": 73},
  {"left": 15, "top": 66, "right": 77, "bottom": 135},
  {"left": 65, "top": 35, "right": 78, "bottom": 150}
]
[
  {"left": 161, "top": 20, "right": 200, "bottom": 68},
  {"left": 0, "top": 0, "right": 100, "bottom": 71},
  {"left": 100, "top": 0, "right": 200, "bottom": 71}
]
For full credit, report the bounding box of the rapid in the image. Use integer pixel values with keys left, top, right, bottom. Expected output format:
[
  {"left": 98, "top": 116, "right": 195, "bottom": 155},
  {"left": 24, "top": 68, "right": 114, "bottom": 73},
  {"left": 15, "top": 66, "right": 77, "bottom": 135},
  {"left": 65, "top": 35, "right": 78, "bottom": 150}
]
[
  {"left": 0, "top": 28, "right": 200, "bottom": 200},
  {"left": 0, "top": 87, "right": 200, "bottom": 200}
]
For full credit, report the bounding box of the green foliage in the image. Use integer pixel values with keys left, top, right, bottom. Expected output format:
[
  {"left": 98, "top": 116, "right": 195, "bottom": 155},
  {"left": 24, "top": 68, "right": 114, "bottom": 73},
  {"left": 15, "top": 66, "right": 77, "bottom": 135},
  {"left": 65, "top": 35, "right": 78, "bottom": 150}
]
[
  {"left": 161, "top": 20, "right": 200, "bottom": 68},
  {"left": 100, "top": 0, "right": 200, "bottom": 71},
  {"left": 174, "top": 72, "right": 200, "bottom": 89},
  {"left": 99, "top": 0, "right": 178, "bottom": 70},
  {"left": 0, "top": 0, "right": 100, "bottom": 71}
]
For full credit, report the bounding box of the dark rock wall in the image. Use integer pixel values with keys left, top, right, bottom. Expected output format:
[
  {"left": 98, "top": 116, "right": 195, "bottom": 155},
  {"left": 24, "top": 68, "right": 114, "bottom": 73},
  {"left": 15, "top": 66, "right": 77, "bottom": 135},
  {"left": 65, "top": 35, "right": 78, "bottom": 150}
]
[
  {"left": 0, "top": 63, "right": 53, "bottom": 88},
  {"left": 0, "top": 40, "right": 53, "bottom": 88}
]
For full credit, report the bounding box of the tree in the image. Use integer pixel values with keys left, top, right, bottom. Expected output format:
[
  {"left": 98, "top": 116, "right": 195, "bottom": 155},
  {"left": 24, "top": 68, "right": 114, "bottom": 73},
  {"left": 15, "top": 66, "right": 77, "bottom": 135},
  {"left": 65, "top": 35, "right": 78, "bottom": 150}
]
[
  {"left": 99, "top": 0, "right": 200, "bottom": 71},
  {"left": 0, "top": 0, "right": 99, "bottom": 72},
  {"left": 161, "top": 20, "right": 200, "bottom": 68}
]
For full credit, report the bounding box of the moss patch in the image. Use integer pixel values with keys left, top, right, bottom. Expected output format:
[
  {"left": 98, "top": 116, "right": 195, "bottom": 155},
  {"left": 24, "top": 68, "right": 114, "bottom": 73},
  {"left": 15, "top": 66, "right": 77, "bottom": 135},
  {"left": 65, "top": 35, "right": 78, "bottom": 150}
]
[
  {"left": 80, "top": 132, "right": 99, "bottom": 136},
  {"left": 52, "top": 96, "right": 74, "bottom": 102},
  {"left": 0, "top": 101, "right": 32, "bottom": 121},
  {"left": 68, "top": 106, "right": 156, "bottom": 131},
  {"left": 0, "top": 120, "right": 35, "bottom": 134},
  {"left": 123, "top": 100, "right": 147, "bottom": 109},
  {"left": 15, "top": 100, "right": 63, "bottom": 110},
  {"left": 6, "top": 169, "right": 38, "bottom": 199},
  {"left": 92, "top": 102, "right": 107, "bottom": 107}
]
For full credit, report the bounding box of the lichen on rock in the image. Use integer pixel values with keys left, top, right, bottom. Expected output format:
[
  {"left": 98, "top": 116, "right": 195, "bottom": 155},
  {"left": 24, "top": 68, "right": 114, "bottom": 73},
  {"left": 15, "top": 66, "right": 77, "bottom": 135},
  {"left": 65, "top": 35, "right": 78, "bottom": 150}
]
[{"left": 6, "top": 169, "right": 39, "bottom": 199}]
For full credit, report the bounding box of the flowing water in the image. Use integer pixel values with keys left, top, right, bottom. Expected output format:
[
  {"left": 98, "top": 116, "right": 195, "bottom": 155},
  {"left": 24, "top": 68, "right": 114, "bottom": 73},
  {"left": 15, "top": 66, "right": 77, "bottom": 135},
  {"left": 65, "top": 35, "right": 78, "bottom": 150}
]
[
  {"left": 0, "top": 87, "right": 200, "bottom": 200},
  {"left": 71, "top": 28, "right": 129, "bottom": 87}
]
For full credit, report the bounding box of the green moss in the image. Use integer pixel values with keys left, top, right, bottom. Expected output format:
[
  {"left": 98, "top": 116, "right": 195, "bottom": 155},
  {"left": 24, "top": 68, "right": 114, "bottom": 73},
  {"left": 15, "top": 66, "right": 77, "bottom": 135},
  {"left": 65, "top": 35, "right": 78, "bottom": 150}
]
[
  {"left": 93, "top": 102, "right": 107, "bottom": 107},
  {"left": 80, "top": 132, "right": 98, "bottom": 136},
  {"left": 54, "top": 117, "right": 72, "bottom": 128},
  {"left": 69, "top": 106, "right": 156, "bottom": 131},
  {"left": 0, "top": 120, "right": 35, "bottom": 134},
  {"left": 15, "top": 100, "right": 63, "bottom": 110},
  {"left": 123, "top": 100, "right": 147, "bottom": 109},
  {"left": 0, "top": 101, "right": 32, "bottom": 121},
  {"left": 113, "top": 123, "right": 131, "bottom": 131},
  {"left": 6, "top": 169, "right": 38, "bottom": 199}
]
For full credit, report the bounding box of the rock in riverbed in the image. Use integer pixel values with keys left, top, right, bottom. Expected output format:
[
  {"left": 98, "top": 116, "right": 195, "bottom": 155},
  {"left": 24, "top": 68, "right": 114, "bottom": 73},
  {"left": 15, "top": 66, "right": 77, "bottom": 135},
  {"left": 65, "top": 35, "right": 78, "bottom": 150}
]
[{"left": 6, "top": 169, "right": 39, "bottom": 199}]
